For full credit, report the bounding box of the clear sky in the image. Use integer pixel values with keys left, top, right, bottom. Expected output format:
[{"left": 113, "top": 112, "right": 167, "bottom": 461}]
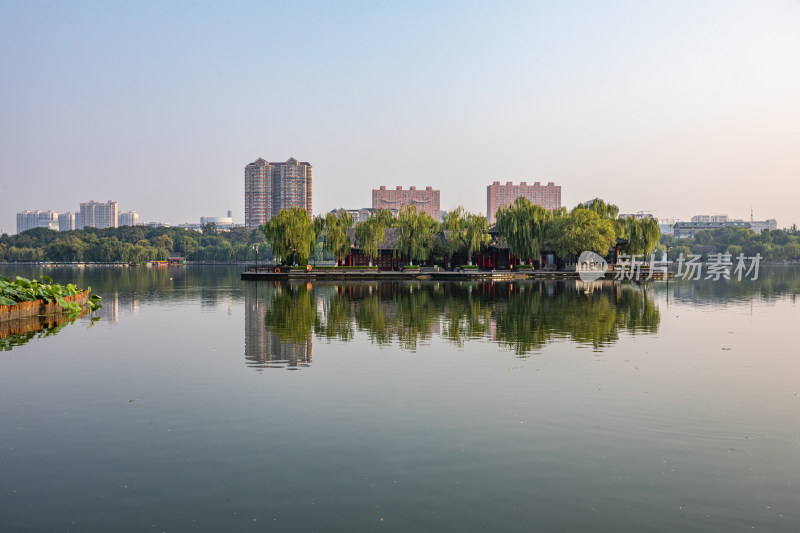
[{"left": 1, "top": 0, "right": 799, "bottom": 233}]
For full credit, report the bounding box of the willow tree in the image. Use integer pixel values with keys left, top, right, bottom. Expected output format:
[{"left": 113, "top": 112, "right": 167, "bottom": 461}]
[
  {"left": 355, "top": 216, "right": 387, "bottom": 267},
  {"left": 372, "top": 207, "right": 395, "bottom": 228},
  {"left": 550, "top": 207, "right": 616, "bottom": 261},
  {"left": 638, "top": 217, "right": 662, "bottom": 259},
  {"left": 495, "top": 197, "right": 552, "bottom": 265},
  {"left": 394, "top": 204, "right": 437, "bottom": 266},
  {"left": 463, "top": 213, "right": 492, "bottom": 265},
  {"left": 323, "top": 210, "right": 354, "bottom": 266},
  {"left": 582, "top": 198, "right": 620, "bottom": 220},
  {"left": 619, "top": 216, "right": 661, "bottom": 260},
  {"left": 442, "top": 207, "right": 491, "bottom": 266},
  {"left": 263, "top": 207, "right": 315, "bottom": 265},
  {"left": 442, "top": 207, "right": 465, "bottom": 266}
]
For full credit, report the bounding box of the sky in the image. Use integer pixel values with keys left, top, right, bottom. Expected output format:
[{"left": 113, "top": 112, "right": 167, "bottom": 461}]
[{"left": 1, "top": 0, "right": 799, "bottom": 233}]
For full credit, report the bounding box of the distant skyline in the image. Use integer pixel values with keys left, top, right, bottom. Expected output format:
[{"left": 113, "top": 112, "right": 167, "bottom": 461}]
[{"left": 2, "top": 0, "right": 799, "bottom": 233}]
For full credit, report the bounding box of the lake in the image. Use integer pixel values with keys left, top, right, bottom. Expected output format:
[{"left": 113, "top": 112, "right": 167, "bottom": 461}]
[{"left": 1, "top": 265, "right": 799, "bottom": 532}]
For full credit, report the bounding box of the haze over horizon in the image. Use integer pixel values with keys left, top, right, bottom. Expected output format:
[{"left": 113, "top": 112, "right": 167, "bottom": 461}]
[{"left": 2, "top": 0, "right": 799, "bottom": 233}]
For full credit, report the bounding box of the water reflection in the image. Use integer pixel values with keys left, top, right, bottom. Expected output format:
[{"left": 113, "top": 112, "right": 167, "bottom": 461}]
[
  {"left": 0, "top": 310, "right": 95, "bottom": 351},
  {"left": 245, "top": 283, "right": 314, "bottom": 369},
  {"left": 244, "top": 280, "right": 662, "bottom": 369},
  {"left": 666, "top": 266, "right": 800, "bottom": 305},
  {"left": 493, "top": 281, "right": 660, "bottom": 354}
]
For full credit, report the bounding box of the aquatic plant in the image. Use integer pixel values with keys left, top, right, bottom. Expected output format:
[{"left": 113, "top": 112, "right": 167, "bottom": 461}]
[{"left": 0, "top": 275, "right": 102, "bottom": 314}]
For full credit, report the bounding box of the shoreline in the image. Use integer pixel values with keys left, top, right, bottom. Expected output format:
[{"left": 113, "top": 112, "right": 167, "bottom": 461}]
[{"left": 240, "top": 270, "right": 673, "bottom": 281}]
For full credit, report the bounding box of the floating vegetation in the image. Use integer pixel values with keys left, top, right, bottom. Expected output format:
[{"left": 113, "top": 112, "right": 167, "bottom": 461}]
[{"left": 0, "top": 275, "right": 102, "bottom": 315}]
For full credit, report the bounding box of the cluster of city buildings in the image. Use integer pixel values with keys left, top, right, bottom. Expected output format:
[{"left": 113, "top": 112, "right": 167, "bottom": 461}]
[
  {"left": 15, "top": 202, "right": 240, "bottom": 234},
  {"left": 12, "top": 156, "right": 779, "bottom": 237},
  {"left": 242, "top": 156, "right": 778, "bottom": 236},
  {"left": 16, "top": 201, "right": 138, "bottom": 233},
  {"left": 242, "top": 157, "right": 564, "bottom": 229}
]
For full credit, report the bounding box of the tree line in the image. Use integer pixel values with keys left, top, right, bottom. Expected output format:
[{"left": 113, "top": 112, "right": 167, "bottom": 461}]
[
  {"left": 660, "top": 224, "right": 800, "bottom": 261},
  {"left": 264, "top": 198, "right": 665, "bottom": 268},
  {"left": 13, "top": 198, "right": 787, "bottom": 267},
  {"left": 0, "top": 224, "right": 269, "bottom": 263}
]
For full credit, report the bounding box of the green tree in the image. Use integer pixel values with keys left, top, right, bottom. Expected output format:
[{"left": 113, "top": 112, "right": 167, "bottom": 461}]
[
  {"left": 323, "top": 210, "right": 354, "bottom": 266},
  {"left": 174, "top": 235, "right": 198, "bottom": 256},
  {"left": 495, "top": 197, "right": 551, "bottom": 264},
  {"left": 45, "top": 237, "right": 86, "bottom": 262},
  {"left": 668, "top": 245, "right": 692, "bottom": 261},
  {"left": 619, "top": 217, "right": 661, "bottom": 260},
  {"left": 727, "top": 244, "right": 743, "bottom": 258},
  {"left": 394, "top": 205, "right": 437, "bottom": 266},
  {"left": 441, "top": 208, "right": 464, "bottom": 267},
  {"left": 443, "top": 207, "right": 491, "bottom": 266},
  {"left": 151, "top": 234, "right": 174, "bottom": 252},
  {"left": 372, "top": 208, "right": 395, "bottom": 228},
  {"left": 550, "top": 208, "right": 616, "bottom": 261},
  {"left": 582, "top": 198, "right": 620, "bottom": 220},
  {"left": 355, "top": 216, "right": 386, "bottom": 267},
  {"left": 264, "top": 207, "right": 315, "bottom": 265},
  {"left": 784, "top": 241, "right": 800, "bottom": 260}
]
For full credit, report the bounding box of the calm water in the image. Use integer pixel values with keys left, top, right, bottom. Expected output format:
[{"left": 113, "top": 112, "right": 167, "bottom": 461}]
[{"left": 1, "top": 265, "right": 800, "bottom": 532}]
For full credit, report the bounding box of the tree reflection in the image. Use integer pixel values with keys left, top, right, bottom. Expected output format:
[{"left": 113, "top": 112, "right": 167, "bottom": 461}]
[
  {"left": 315, "top": 288, "right": 354, "bottom": 342},
  {"left": 263, "top": 284, "right": 318, "bottom": 344},
  {"left": 439, "top": 285, "right": 492, "bottom": 347},
  {"left": 245, "top": 279, "right": 663, "bottom": 367},
  {"left": 350, "top": 284, "right": 441, "bottom": 351},
  {"left": 494, "top": 282, "right": 660, "bottom": 354},
  {"left": 245, "top": 283, "right": 316, "bottom": 369}
]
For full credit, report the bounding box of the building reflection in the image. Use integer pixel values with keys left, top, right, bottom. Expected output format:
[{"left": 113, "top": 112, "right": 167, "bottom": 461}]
[
  {"left": 245, "top": 283, "right": 314, "bottom": 370},
  {"left": 96, "top": 291, "right": 140, "bottom": 324}
]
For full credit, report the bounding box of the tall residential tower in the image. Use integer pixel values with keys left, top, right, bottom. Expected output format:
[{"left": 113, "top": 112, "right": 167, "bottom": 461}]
[
  {"left": 245, "top": 157, "right": 313, "bottom": 230},
  {"left": 78, "top": 200, "right": 118, "bottom": 229}
]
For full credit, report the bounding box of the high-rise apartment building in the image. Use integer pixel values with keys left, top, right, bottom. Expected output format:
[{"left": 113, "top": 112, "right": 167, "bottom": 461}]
[
  {"left": 119, "top": 210, "right": 139, "bottom": 227},
  {"left": 78, "top": 200, "right": 118, "bottom": 229},
  {"left": 58, "top": 212, "right": 77, "bottom": 232},
  {"left": 16, "top": 211, "right": 39, "bottom": 233},
  {"left": 245, "top": 157, "right": 313, "bottom": 230},
  {"left": 16, "top": 210, "right": 59, "bottom": 233},
  {"left": 487, "top": 181, "right": 561, "bottom": 225},
  {"left": 372, "top": 186, "right": 441, "bottom": 220},
  {"left": 38, "top": 210, "right": 59, "bottom": 230}
]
